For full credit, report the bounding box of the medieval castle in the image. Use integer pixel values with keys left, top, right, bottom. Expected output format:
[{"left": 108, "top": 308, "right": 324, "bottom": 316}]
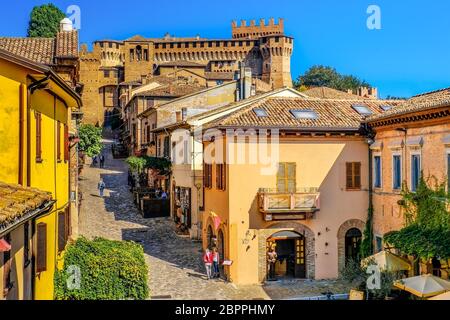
[{"left": 79, "top": 18, "right": 293, "bottom": 125}]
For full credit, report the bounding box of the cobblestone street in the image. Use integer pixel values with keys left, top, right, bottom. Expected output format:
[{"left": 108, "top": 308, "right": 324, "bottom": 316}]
[{"left": 79, "top": 140, "right": 353, "bottom": 300}]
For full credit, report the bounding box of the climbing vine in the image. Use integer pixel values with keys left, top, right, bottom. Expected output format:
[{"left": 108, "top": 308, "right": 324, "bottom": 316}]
[
  {"left": 360, "top": 205, "right": 374, "bottom": 258},
  {"left": 384, "top": 175, "right": 450, "bottom": 260}
]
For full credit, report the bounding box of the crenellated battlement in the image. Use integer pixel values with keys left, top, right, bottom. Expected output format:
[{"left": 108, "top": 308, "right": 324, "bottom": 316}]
[{"left": 232, "top": 18, "right": 284, "bottom": 39}]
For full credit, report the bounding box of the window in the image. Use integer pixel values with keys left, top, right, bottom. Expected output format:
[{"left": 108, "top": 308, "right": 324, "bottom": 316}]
[
  {"left": 103, "top": 70, "right": 110, "bottom": 78},
  {"left": 163, "top": 136, "right": 170, "bottom": 158},
  {"left": 204, "top": 163, "right": 212, "bottom": 188},
  {"left": 136, "top": 46, "right": 142, "bottom": 61},
  {"left": 381, "top": 105, "right": 392, "bottom": 111},
  {"left": 393, "top": 155, "right": 402, "bottom": 190},
  {"left": 374, "top": 155, "right": 382, "bottom": 188},
  {"left": 290, "top": 109, "right": 318, "bottom": 120},
  {"left": 352, "top": 104, "right": 373, "bottom": 116},
  {"left": 143, "top": 49, "right": 148, "bottom": 61},
  {"left": 24, "top": 222, "right": 30, "bottom": 267},
  {"left": 216, "top": 164, "right": 226, "bottom": 190},
  {"left": 3, "top": 233, "right": 12, "bottom": 296},
  {"left": 346, "top": 162, "right": 361, "bottom": 190},
  {"left": 275, "top": 36, "right": 280, "bottom": 42},
  {"left": 129, "top": 49, "right": 134, "bottom": 61},
  {"left": 277, "top": 163, "right": 296, "bottom": 193},
  {"left": 36, "top": 223, "right": 47, "bottom": 273},
  {"left": 57, "top": 121, "right": 61, "bottom": 161},
  {"left": 58, "top": 209, "right": 70, "bottom": 253},
  {"left": 35, "top": 112, "right": 42, "bottom": 162},
  {"left": 64, "top": 124, "right": 69, "bottom": 162},
  {"left": 411, "top": 154, "right": 421, "bottom": 192},
  {"left": 375, "top": 236, "right": 383, "bottom": 253},
  {"left": 254, "top": 108, "right": 268, "bottom": 117}
]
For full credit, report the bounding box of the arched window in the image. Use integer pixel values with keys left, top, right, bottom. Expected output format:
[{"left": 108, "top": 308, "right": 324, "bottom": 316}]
[{"left": 136, "top": 45, "right": 142, "bottom": 61}]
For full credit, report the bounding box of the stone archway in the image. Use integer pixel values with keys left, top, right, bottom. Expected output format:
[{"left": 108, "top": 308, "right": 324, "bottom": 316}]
[
  {"left": 337, "top": 219, "right": 365, "bottom": 273},
  {"left": 258, "top": 222, "right": 315, "bottom": 282}
]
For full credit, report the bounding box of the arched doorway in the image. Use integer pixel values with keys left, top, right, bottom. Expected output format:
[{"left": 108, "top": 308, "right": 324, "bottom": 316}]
[
  {"left": 218, "top": 230, "right": 225, "bottom": 276},
  {"left": 345, "top": 228, "right": 362, "bottom": 265},
  {"left": 207, "top": 225, "right": 214, "bottom": 249},
  {"left": 267, "top": 231, "right": 306, "bottom": 279}
]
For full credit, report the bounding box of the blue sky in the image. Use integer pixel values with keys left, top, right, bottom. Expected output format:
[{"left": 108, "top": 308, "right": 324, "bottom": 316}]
[{"left": 1, "top": 0, "right": 450, "bottom": 98}]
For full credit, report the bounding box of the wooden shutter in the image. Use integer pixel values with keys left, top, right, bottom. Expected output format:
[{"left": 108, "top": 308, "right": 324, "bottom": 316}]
[
  {"left": 57, "top": 121, "right": 61, "bottom": 161},
  {"left": 346, "top": 162, "right": 361, "bottom": 189},
  {"left": 3, "top": 234, "right": 11, "bottom": 295},
  {"left": 64, "top": 124, "right": 69, "bottom": 162},
  {"left": 36, "top": 223, "right": 47, "bottom": 273},
  {"left": 58, "top": 211, "right": 66, "bottom": 253},
  {"left": 277, "top": 163, "right": 296, "bottom": 192},
  {"left": 35, "top": 112, "right": 42, "bottom": 161},
  {"left": 221, "top": 164, "right": 226, "bottom": 190}
]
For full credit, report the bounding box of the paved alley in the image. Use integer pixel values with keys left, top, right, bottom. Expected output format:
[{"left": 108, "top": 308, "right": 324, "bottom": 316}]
[{"left": 78, "top": 140, "right": 270, "bottom": 300}]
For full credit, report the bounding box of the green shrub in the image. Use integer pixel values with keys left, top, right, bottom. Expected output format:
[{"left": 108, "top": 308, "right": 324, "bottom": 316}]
[{"left": 54, "top": 237, "right": 149, "bottom": 300}]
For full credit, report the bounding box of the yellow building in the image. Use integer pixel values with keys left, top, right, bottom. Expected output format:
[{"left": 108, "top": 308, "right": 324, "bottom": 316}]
[
  {"left": 0, "top": 49, "right": 82, "bottom": 300},
  {"left": 200, "top": 96, "right": 402, "bottom": 284}
]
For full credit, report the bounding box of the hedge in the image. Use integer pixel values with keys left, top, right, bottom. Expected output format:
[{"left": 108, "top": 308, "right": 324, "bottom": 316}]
[{"left": 54, "top": 237, "right": 149, "bottom": 300}]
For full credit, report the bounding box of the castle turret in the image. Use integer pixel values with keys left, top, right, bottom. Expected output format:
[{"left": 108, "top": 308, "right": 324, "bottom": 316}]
[{"left": 260, "top": 34, "right": 293, "bottom": 88}]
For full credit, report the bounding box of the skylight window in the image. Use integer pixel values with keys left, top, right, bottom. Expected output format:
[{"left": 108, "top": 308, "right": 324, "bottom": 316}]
[
  {"left": 254, "top": 108, "right": 268, "bottom": 117},
  {"left": 352, "top": 104, "right": 373, "bottom": 116},
  {"left": 380, "top": 105, "right": 392, "bottom": 111},
  {"left": 290, "top": 109, "right": 318, "bottom": 120}
]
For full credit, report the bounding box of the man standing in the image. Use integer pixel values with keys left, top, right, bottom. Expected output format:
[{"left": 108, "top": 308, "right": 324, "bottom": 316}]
[
  {"left": 98, "top": 178, "right": 106, "bottom": 197},
  {"left": 203, "top": 248, "right": 213, "bottom": 280}
]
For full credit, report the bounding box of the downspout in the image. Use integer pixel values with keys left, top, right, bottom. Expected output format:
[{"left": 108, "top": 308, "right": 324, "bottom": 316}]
[{"left": 19, "top": 84, "right": 25, "bottom": 185}]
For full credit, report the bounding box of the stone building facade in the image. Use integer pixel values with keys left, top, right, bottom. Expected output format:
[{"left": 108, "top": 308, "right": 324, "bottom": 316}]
[{"left": 79, "top": 18, "right": 293, "bottom": 125}]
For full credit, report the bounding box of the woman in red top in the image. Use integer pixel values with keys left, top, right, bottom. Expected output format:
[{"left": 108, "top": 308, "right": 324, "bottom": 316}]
[{"left": 203, "top": 248, "right": 213, "bottom": 280}]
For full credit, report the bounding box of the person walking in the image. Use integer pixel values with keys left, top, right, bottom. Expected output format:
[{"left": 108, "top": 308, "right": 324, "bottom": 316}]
[
  {"left": 99, "top": 154, "right": 105, "bottom": 168},
  {"left": 92, "top": 155, "right": 98, "bottom": 166},
  {"left": 267, "top": 246, "right": 278, "bottom": 281},
  {"left": 203, "top": 248, "right": 213, "bottom": 280},
  {"left": 212, "top": 247, "right": 220, "bottom": 279},
  {"left": 98, "top": 178, "right": 106, "bottom": 197}
]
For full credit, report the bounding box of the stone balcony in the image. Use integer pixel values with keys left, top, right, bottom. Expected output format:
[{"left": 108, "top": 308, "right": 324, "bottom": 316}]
[{"left": 258, "top": 188, "right": 320, "bottom": 222}]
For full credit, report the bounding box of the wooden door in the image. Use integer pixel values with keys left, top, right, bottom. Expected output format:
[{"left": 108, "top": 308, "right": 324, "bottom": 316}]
[{"left": 294, "top": 237, "right": 306, "bottom": 278}]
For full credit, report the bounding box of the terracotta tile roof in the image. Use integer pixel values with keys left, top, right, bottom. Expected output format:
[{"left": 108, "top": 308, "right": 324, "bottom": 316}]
[
  {"left": 55, "top": 30, "right": 78, "bottom": 57},
  {"left": 367, "top": 87, "right": 450, "bottom": 122},
  {"left": 205, "top": 72, "right": 235, "bottom": 80},
  {"left": 0, "top": 31, "right": 78, "bottom": 66},
  {"left": 158, "top": 60, "right": 205, "bottom": 68},
  {"left": 0, "top": 37, "right": 55, "bottom": 65},
  {"left": 205, "top": 97, "right": 402, "bottom": 130},
  {"left": 0, "top": 182, "right": 52, "bottom": 227},
  {"left": 302, "top": 87, "right": 370, "bottom": 100}
]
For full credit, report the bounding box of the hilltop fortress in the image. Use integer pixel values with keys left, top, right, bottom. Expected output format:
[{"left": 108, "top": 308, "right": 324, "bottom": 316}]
[{"left": 79, "top": 18, "right": 293, "bottom": 125}]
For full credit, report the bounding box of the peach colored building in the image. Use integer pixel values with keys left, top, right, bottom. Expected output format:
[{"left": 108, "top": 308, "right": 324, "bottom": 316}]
[
  {"left": 200, "top": 96, "right": 401, "bottom": 284},
  {"left": 367, "top": 88, "right": 450, "bottom": 252}
]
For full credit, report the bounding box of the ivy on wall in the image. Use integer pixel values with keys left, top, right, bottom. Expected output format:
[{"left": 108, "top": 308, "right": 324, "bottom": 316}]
[{"left": 384, "top": 176, "right": 450, "bottom": 260}]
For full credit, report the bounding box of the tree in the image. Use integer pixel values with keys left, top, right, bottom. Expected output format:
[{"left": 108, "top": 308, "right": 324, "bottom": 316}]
[
  {"left": 294, "top": 65, "right": 371, "bottom": 91},
  {"left": 78, "top": 124, "right": 103, "bottom": 157},
  {"left": 27, "top": 4, "right": 66, "bottom": 38}
]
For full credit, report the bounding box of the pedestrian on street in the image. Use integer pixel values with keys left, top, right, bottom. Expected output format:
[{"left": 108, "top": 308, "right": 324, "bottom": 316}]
[
  {"left": 93, "top": 155, "right": 98, "bottom": 166},
  {"left": 99, "top": 154, "right": 105, "bottom": 168},
  {"left": 98, "top": 178, "right": 106, "bottom": 197},
  {"left": 203, "top": 248, "right": 213, "bottom": 280},
  {"left": 160, "top": 190, "right": 168, "bottom": 199},
  {"left": 212, "top": 247, "right": 220, "bottom": 279},
  {"left": 267, "top": 246, "right": 277, "bottom": 281}
]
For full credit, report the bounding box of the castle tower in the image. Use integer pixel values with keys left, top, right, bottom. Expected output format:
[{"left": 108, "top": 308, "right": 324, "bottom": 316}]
[{"left": 260, "top": 34, "right": 293, "bottom": 88}]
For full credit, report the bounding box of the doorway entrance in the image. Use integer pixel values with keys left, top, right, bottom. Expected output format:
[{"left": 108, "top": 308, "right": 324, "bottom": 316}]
[
  {"left": 345, "top": 228, "right": 362, "bottom": 265},
  {"left": 267, "top": 231, "right": 306, "bottom": 279}
]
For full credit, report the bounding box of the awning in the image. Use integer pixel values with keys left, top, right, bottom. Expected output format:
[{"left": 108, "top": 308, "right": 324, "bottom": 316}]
[
  {"left": 388, "top": 139, "right": 404, "bottom": 149},
  {"left": 406, "top": 136, "right": 424, "bottom": 147},
  {"left": 369, "top": 140, "right": 383, "bottom": 151},
  {"left": 442, "top": 134, "right": 450, "bottom": 146},
  {"left": 0, "top": 238, "right": 11, "bottom": 252}
]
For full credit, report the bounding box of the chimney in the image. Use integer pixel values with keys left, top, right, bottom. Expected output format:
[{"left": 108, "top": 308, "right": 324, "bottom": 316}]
[
  {"left": 60, "top": 18, "right": 73, "bottom": 32},
  {"left": 239, "top": 62, "right": 253, "bottom": 100}
]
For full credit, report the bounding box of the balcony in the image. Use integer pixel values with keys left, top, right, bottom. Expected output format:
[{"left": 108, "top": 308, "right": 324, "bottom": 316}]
[{"left": 258, "top": 188, "right": 320, "bottom": 221}]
